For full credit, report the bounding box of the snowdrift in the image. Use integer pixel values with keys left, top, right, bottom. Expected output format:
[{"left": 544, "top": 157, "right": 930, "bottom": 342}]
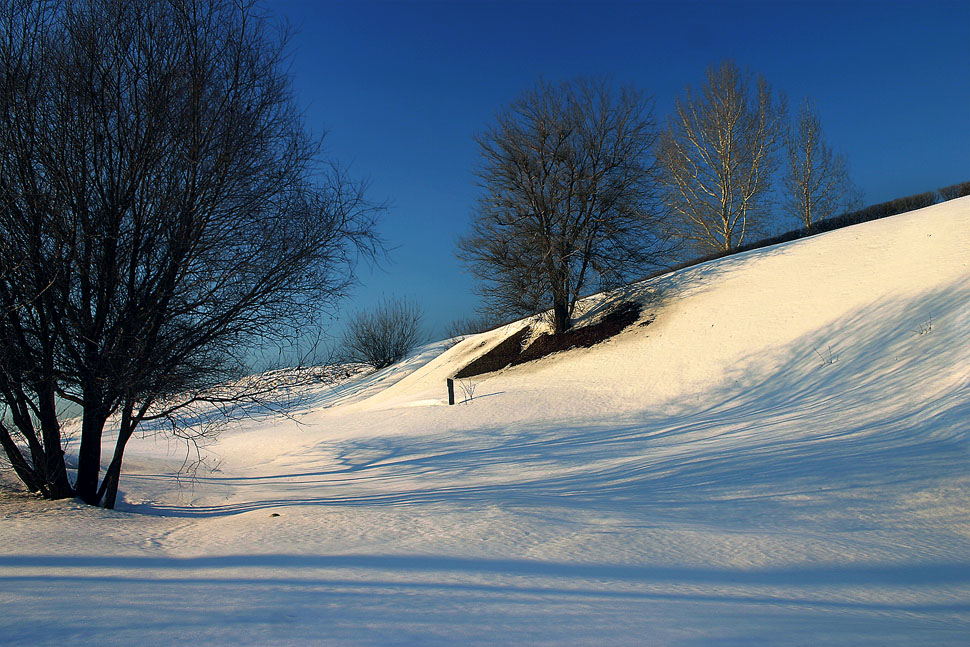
[{"left": 2, "top": 197, "right": 969, "bottom": 646}]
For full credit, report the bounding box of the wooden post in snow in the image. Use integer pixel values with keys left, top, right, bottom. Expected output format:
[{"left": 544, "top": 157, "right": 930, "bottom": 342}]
[{"left": 447, "top": 378, "right": 455, "bottom": 406}]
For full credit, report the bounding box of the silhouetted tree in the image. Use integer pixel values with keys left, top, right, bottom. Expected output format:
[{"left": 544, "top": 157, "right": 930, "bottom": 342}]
[
  {"left": 0, "top": 0, "right": 380, "bottom": 507},
  {"left": 458, "top": 77, "right": 673, "bottom": 334},
  {"left": 938, "top": 182, "right": 970, "bottom": 202}
]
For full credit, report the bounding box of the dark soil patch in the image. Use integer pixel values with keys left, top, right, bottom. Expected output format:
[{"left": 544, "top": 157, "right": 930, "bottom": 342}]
[
  {"left": 513, "top": 301, "right": 642, "bottom": 365},
  {"left": 453, "top": 301, "right": 644, "bottom": 379},
  {"left": 454, "top": 325, "right": 533, "bottom": 379}
]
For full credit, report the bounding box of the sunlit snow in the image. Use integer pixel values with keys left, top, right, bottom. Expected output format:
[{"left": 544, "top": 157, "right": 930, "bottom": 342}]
[{"left": 2, "top": 198, "right": 968, "bottom": 646}]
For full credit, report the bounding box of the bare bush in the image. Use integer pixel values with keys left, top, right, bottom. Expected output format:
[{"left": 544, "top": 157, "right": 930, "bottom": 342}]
[
  {"left": 444, "top": 314, "right": 506, "bottom": 341},
  {"left": 456, "top": 379, "right": 478, "bottom": 404},
  {"left": 342, "top": 298, "right": 425, "bottom": 369},
  {"left": 938, "top": 182, "right": 970, "bottom": 202}
]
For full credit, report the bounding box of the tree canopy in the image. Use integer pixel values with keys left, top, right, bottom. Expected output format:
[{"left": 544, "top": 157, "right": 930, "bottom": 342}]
[
  {"left": 0, "top": 0, "right": 380, "bottom": 507},
  {"left": 458, "top": 77, "right": 674, "bottom": 334}
]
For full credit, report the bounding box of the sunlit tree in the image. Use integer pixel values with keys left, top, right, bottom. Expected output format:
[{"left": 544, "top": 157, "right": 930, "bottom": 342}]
[
  {"left": 783, "top": 98, "right": 861, "bottom": 232},
  {"left": 658, "top": 61, "right": 786, "bottom": 253}
]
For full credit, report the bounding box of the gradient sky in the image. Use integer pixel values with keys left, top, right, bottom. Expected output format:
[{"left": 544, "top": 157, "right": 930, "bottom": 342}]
[{"left": 268, "top": 0, "right": 970, "bottom": 341}]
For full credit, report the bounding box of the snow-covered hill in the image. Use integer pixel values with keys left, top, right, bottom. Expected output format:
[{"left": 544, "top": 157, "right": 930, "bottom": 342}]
[{"left": 2, "top": 197, "right": 969, "bottom": 646}]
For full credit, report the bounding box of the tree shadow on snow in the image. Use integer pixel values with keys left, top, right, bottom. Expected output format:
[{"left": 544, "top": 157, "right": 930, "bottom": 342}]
[{"left": 121, "top": 280, "right": 969, "bottom": 532}]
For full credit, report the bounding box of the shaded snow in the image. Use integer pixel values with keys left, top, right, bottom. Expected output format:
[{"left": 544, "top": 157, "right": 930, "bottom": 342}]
[{"left": 2, "top": 198, "right": 969, "bottom": 646}]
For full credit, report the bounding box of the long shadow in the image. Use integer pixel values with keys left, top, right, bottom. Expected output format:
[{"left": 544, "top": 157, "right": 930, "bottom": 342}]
[
  {"left": 3, "top": 553, "right": 968, "bottom": 589},
  {"left": 129, "top": 341, "right": 454, "bottom": 435},
  {"left": 117, "top": 280, "right": 970, "bottom": 524}
]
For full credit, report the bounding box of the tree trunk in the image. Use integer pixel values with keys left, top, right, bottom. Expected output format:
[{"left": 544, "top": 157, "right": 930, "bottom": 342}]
[
  {"left": 36, "top": 385, "right": 73, "bottom": 499},
  {"left": 97, "top": 451, "right": 124, "bottom": 510},
  {"left": 0, "top": 423, "right": 44, "bottom": 493},
  {"left": 75, "top": 405, "right": 109, "bottom": 504},
  {"left": 552, "top": 299, "right": 570, "bottom": 334},
  {"left": 0, "top": 389, "right": 54, "bottom": 496},
  {"left": 96, "top": 407, "right": 136, "bottom": 510}
]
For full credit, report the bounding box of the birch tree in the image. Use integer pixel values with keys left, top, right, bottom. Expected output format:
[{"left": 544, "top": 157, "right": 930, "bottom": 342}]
[
  {"left": 659, "top": 61, "right": 786, "bottom": 253},
  {"left": 783, "top": 98, "right": 861, "bottom": 231}
]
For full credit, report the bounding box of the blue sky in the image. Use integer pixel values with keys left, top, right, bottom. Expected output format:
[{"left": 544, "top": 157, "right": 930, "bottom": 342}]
[{"left": 268, "top": 0, "right": 970, "bottom": 340}]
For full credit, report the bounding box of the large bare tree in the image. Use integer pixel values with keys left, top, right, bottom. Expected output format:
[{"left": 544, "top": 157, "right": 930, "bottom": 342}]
[
  {"left": 0, "top": 0, "right": 380, "bottom": 507},
  {"left": 458, "top": 77, "right": 672, "bottom": 334},
  {"left": 658, "top": 61, "right": 786, "bottom": 254},
  {"left": 783, "top": 98, "right": 861, "bottom": 232}
]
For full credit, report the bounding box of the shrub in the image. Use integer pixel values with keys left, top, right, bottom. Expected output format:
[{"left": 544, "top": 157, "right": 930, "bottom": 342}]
[
  {"left": 342, "top": 297, "right": 424, "bottom": 369},
  {"left": 939, "top": 182, "right": 970, "bottom": 201},
  {"left": 444, "top": 314, "right": 508, "bottom": 341}
]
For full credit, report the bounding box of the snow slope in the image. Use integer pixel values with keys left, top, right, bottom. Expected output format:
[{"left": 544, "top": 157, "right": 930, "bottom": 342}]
[{"left": 2, "top": 198, "right": 969, "bottom": 646}]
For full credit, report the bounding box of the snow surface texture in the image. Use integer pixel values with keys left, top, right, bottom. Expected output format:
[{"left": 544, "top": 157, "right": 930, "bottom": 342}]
[{"left": 2, "top": 198, "right": 969, "bottom": 646}]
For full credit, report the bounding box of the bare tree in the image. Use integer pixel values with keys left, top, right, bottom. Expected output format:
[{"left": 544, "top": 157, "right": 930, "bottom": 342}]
[
  {"left": 444, "top": 313, "right": 505, "bottom": 341},
  {"left": 458, "top": 77, "right": 673, "bottom": 334},
  {"left": 658, "top": 61, "right": 786, "bottom": 254},
  {"left": 0, "top": 0, "right": 381, "bottom": 507},
  {"left": 938, "top": 182, "right": 970, "bottom": 201},
  {"left": 342, "top": 297, "right": 424, "bottom": 369},
  {"left": 783, "top": 98, "right": 861, "bottom": 232}
]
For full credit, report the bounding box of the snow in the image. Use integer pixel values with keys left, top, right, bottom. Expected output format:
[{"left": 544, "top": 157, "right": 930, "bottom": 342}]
[{"left": 2, "top": 197, "right": 969, "bottom": 646}]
